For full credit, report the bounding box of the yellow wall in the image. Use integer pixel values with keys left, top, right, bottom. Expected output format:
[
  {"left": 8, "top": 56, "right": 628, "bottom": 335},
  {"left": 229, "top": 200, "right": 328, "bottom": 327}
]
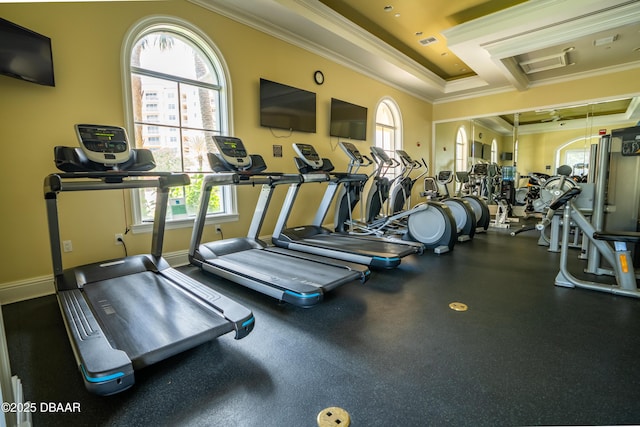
[{"left": 0, "top": 1, "right": 433, "bottom": 289}]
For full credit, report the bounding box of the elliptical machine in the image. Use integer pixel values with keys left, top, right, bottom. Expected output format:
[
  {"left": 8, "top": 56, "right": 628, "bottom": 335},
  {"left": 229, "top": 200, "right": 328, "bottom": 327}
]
[
  {"left": 334, "top": 142, "right": 457, "bottom": 254},
  {"left": 450, "top": 170, "right": 491, "bottom": 233},
  {"left": 421, "top": 171, "right": 477, "bottom": 242},
  {"left": 388, "top": 149, "right": 428, "bottom": 214}
]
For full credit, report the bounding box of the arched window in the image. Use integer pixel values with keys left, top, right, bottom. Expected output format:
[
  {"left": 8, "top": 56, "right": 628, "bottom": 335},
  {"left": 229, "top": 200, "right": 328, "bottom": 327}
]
[
  {"left": 375, "top": 98, "right": 402, "bottom": 177},
  {"left": 491, "top": 139, "right": 498, "bottom": 163},
  {"left": 123, "top": 17, "right": 235, "bottom": 228},
  {"left": 455, "top": 126, "right": 468, "bottom": 173}
]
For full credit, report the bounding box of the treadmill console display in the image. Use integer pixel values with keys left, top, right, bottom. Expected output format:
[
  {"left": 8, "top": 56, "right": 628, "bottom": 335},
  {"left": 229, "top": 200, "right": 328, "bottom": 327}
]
[
  {"left": 370, "top": 146, "right": 392, "bottom": 164},
  {"left": 437, "top": 170, "right": 453, "bottom": 183},
  {"left": 293, "top": 143, "right": 323, "bottom": 168},
  {"left": 75, "top": 124, "right": 130, "bottom": 165},
  {"left": 212, "top": 136, "right": 252, "bottom": 169},
  {"left": 339, "top": 141, "right": 364, "bottom": 163},
  {"left": 395, "top": 149, "right": 412, "bottom": 163}
]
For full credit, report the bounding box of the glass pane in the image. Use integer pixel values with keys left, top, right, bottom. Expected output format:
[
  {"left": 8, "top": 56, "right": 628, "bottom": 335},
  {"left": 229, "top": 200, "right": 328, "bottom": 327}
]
[
  {"left": 184, "top": 175, "right": 224, "bottom": 216},
  {"left": 182, "top": 128, "right": 219, "bottom": 173},
  {"left": 132, "top": 74, "right": 180, "bottom": 125},
  {"left": 134, "top": 124, "right": 181, "bottom": 172},
  {"left": 376, "top": 102, "right": 393, "bottom": 126},
  {"left": 178, "top": 82, "right": 219, "bottom": 131},
  {"left": 132, "top": 32, "right": 218, "bottom": 85},
  {"left": 137, "top": 183, "right": 224, "bottom": 222}
]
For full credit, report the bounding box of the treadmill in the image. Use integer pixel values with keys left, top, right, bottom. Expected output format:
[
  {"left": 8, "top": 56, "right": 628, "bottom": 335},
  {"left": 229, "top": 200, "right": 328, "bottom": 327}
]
[
  {"left": 271, "top": 143, "right": 422, "bottom": 269},
  {"left": 45, "top": 124, "right": 255, "bottom": 396},
  {"left": 189, "top": 136, "right": 369, "bottom": 308}
]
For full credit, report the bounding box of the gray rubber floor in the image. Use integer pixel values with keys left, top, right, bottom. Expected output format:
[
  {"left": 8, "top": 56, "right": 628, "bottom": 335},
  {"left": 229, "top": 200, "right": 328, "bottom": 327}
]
[{"left": 4, "top": 228, "right": 640, "bottom": 426}]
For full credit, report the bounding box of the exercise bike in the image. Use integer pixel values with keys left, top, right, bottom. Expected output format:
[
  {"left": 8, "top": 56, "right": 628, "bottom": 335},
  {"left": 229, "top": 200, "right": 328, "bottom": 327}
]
[{"left": 334, "top": 142, "right": 457, "bottom": 254}]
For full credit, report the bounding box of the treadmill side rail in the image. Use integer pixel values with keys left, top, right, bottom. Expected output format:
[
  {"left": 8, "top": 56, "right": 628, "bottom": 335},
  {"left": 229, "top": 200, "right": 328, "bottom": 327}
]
[{"left": 57, "top": 290, "right": 135, "bottom": 396}]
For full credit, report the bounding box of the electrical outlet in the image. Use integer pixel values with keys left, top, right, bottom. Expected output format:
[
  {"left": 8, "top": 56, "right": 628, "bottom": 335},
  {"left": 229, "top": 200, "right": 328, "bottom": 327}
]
[
  {"left": 215, "top": 224, "right": 222, "bottom": 233},
  {"left": 115, "top": 233, "right": 124, "bottom": 245},
  {"left": 62, "top": 240, "right": 73, "bottom": 253}
]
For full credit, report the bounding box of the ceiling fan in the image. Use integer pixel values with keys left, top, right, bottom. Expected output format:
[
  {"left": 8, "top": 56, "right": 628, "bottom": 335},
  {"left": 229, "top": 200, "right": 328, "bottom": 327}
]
[{"left": 535, "top": 109, "right": 561, "bottom": 122}]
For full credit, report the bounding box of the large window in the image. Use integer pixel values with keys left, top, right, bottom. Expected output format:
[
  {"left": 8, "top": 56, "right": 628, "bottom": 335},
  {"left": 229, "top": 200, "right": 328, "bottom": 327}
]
[
  {"left": 123, "top": 17, "right": 234, "bottom": 228},
  {"left": 374, "top": 98, "right": 402, "bottom": 178}
]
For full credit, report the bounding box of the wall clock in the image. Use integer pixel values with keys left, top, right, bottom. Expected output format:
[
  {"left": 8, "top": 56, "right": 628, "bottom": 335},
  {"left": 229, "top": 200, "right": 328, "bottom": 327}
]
[{"left": 314, "top": 70, "right": 324, "bottom": 85}]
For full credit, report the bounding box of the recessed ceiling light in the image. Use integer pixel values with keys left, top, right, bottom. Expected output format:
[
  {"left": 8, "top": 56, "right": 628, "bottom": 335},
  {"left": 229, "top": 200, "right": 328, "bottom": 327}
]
[
  {"left": 383, "top": 5, "right": 393, "bottom": 12},
  {"left": 394, "top": 13, "right": 401, "bottom": 17}
]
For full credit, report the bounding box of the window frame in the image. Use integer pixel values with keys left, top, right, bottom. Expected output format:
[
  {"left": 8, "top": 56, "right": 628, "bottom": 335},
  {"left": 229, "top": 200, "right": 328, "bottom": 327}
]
[{"left": 121, "top": 15, "right": 238, "bottom": 234}]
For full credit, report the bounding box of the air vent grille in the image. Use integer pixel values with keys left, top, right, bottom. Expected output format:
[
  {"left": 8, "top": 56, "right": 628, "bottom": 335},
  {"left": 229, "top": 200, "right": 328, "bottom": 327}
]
[
  {"left": 519, "top": 52, "right": 568, "bottom": 74},
  {"left": 418, "top": 36, "right": 438, "bottom": 46}
]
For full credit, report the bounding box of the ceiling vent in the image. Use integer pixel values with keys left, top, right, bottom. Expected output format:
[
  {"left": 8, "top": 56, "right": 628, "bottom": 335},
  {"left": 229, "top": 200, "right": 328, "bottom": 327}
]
[
  {"left": 518, "top": 52, "right": 568, "bottom": 74},
  {"left": 418, "top": 36, "right": 438, "bottom": 46},
  {"left": 593, "top": 34, "right": 618, "bottom": 47}
]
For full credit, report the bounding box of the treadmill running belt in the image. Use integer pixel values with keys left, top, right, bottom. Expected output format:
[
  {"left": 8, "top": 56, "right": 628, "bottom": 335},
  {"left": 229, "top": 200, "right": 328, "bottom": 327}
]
[
  {"left": 295, "top": 234, "right": 417, "bottom": 258},
  {"left": 83, "top": 271, "right": 233, "bottom": 368},
  {"left": 201, "top": 247, "right": 357, "bottom": 292}
]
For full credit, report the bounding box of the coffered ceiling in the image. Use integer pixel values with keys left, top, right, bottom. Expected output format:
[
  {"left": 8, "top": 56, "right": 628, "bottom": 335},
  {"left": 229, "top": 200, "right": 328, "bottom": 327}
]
[
  {"left": 191, "top": 0, "right": 640, "bottom": 127},
  {"left": 191, "top": 0, "right": 640, "bottom": 99}
]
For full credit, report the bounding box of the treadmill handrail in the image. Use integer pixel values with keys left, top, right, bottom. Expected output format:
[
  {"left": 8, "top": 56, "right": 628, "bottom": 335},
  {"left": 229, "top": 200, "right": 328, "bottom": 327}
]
[
  {"left": 201, "top": 172, "right": 302, "bottom": 191},
  {"left": 44, "top": 172, "right": 189, "bottom": 195},
  {"left": 301, "top": 173, "right": 331, "bottom": 183},
  {"left": 236, "top": 173, "right": 302, "bottom": 187}
]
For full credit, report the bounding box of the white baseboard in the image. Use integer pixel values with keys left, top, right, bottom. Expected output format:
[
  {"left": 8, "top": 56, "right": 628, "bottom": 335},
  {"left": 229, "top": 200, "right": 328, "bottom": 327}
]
[
  {"left": 163, "top": 249, "right": 190, "bottom": 267},
  {"left": 0, "top": 276, "right": 54, "bottom": 306},
  {"left": 0, "top": 250, "right": 190, "bottom": 306}
]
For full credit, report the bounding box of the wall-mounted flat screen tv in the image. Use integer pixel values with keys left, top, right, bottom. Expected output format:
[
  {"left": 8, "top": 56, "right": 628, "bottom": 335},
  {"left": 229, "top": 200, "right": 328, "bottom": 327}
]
[
  {"left": 0, "top": 18, "right": 55, "bottom": 87},
  {"left": 481, "top": 143, "right": 492, "bottom": 161},
  {"left": 469, "top": 141, "right": 484, "bottom": 159},
  {"left": 259, "top": 78, "right": 316, "bottom": 133},
  {"left": 330, "top": 98, "right": 367, "bottom": 141}
]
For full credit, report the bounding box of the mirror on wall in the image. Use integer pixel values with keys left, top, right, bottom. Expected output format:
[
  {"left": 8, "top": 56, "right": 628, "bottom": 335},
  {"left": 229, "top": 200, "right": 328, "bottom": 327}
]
[{"left": 433, "top": 96, "right": 640, "bottom": 207}]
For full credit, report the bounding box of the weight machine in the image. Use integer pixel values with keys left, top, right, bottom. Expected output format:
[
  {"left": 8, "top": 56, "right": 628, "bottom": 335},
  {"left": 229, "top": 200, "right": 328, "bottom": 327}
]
[{"left": 539, "top": 127, "right": 640, "bottom": 298}]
